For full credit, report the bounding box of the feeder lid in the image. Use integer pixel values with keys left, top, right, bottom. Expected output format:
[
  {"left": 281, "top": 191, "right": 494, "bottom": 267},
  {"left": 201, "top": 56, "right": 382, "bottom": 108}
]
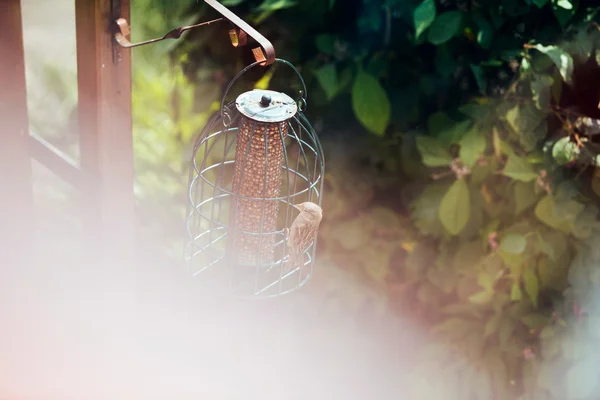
[{"left": 235, "top": 89, "right": 298, "bottom": 123}]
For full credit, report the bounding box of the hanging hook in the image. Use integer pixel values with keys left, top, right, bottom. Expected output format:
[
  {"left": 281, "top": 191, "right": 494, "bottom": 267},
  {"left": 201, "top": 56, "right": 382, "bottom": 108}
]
[
  {"left": 113, "top": 0, "right": 275, "bottom": 66},
  {"left": 204, "top": 0, "right": 274, "bottom": 66}
]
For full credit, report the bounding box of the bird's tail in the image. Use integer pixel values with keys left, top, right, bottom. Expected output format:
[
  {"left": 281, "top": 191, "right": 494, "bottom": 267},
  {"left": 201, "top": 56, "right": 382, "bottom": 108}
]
[
  {"left": 287, "top": 250, "right": 296, "bottom": 272},
  {"left": 286, "top": 249, "right": 301, "bottom": 273}
]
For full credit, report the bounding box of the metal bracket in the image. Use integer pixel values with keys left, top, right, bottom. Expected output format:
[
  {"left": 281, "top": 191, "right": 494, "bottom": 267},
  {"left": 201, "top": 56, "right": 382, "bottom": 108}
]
[
  {"left": 113, "top": 0, "right": 275, "bottom": 66},
  {"left": 114, "top": 17, "right": 224, "bottom": 48}
]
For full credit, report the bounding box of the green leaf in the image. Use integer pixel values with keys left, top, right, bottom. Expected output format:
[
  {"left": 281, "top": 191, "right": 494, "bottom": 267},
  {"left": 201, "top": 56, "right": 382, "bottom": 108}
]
[
  {"left": 459, "top": 128, "right": 486, "bottom": 168},
  {"left": 315, "top": 34, "right": 335, "bottom": 55},
  {"left": 520, "top": 57, "right": 532, "bottom": 73},
  {"left": 314, "top": 64, "right": 338, "bottom": 101},
  {"left": 481, "top": 59, "right": 503, "bottom": 67},
  {"left": 484, "top": 313, "right": 502, "bottom": 338},
  {"left": 469, "top": 290, "right": 493, "bottom": 304},
  {"left": 477, "top": 270, "right": 497, "bottom": 293},
  {"left": 521, "top": 313, "right": 548, "bottom": 329},
  {"left": 552, "top": 72, "right": 563, "bottom": 103},
  {"left": 500, "top": 233, "right": 527, "bottom": 254},
  {"left": 439, "top": 179, "right": 471, "bottom": 235},
  {"left": 533, "top": 44, "right": 574, "bottom": 84},
  {"left": 531, "top": 75, "right": 554, "bottom": 110},
  {"left": 428, "top": 11, "right": 464, "bottom": 45},
  {"left": 413, "top": 0, "right": 436, "bottom": 38},
  {"left": 470, "top": 159, "right": 492, "bottom": 184},
  {"left": 453, "top": 240, "right": 485, "bottom": 274},
  {"left": 472, "top": 13, "right": 494, "bottom": 49},
  {"left": 503, "top": 155, "right": 538, "bottom": 182},
  {"left": 257, "top": 0, "right": 297, "bottom": 11},
  {"left": 351, "top": 69, "right": 391, "bottom": 136},
  {"left": 416, "top": 136, "right": 453, "bottom": 167},
  {"left": 254, "top": 0, "right": 297, "bottom": 22},
  {"left": 527, "top": 151, "right": 545, "bottom": 165},
  {"left": 338, "top": 67, "right": 354, "bottom": 92},
  {"left": 459, "top": 103, "right": 489, "bottom": 119},
  {"left": 536, "top": 233, "right": 556, "bottom": 260},
  {"left": 411, "top": 183, "right": 448, "bottom": 236},
  {"left": 539, "top": 326, "right": 555, "bottom": 339},
  {"left": 533, "top": 0, "right": 550, "bottom": 6},
  {"left": 470, "top": 64, "right": 487, "bottom": 95},
  {"left": 535, "top": 195, "right": 572, "bottom": 232},
  {"left": 556, "top": 0, "right": 573, "bottom": 9},
  {"left": 555, "top": 180, "right": 579, "bottom": 202},
  {"left": 506, "top": 103, "right": 545, "bottom": 134},
  {"left": 440, "top": 120, "right": 473, "bottom": 145},
  {"left": 510, "top": 282, "right": 523, "bottom": 301},
  {"left": 460, "top": 188, "right": 486, "bottom": 242},
  {"left": 523, "top": 122, "right": 548, "bottom": 152},
  {"left": 515, "top": 181, "right": 538, "bottom": 214},
  {"left": 428, "top": 112, "right": 472, "bottom": 145},
  {"left": 358, "top": 6, "right": 382, "bottom": 33},
  {"left": 552, "top": 137, "right": 579, "bottom": 165},
  {"left": 523, "top": 268, "right": 539, "bottom": 308},
  {"left": 427, "top": 112, "right": 455, "bottom": 136},
  {"left": 572, "top": 204, "right": 600, "bottom": 239}
]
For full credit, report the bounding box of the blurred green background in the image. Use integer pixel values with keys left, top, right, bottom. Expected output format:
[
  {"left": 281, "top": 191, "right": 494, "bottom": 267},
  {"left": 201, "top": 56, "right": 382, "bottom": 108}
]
[{"left": 21, "top": 0, "right": 600, "bottom": 398}]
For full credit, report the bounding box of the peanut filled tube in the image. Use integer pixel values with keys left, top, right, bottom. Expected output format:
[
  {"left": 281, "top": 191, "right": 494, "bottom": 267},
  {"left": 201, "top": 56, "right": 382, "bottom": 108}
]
[{"left": 228, "top": 116, "right": 289, "bottom": 266}]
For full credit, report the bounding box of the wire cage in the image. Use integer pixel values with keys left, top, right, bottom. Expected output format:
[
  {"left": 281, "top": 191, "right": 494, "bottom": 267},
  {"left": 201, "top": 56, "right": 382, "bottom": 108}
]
[{"left": 185, "top": 59, "right": 325, "bottom": 298}]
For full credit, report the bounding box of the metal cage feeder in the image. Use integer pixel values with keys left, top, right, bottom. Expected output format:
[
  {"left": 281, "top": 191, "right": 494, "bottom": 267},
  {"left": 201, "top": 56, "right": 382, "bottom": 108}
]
[{"left": 185, "top": 59, "right": 325, "bottom": 298}]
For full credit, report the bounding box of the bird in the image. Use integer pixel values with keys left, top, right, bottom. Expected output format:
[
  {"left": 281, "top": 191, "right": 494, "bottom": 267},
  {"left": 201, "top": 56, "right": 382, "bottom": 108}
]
[{"left": 286, "top": 202, "right": 323, "bottom": 273}]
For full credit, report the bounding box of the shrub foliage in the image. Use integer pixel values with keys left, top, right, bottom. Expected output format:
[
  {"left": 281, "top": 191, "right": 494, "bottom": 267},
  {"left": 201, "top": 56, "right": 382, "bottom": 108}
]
[{"left": 135, "top": 0, "right": 600, "bottom": 398}]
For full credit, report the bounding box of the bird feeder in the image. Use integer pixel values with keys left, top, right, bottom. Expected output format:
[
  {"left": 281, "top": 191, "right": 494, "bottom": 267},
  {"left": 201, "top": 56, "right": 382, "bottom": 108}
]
[
  {"left": 185, "top": 59, "right": 325, "bottom": 297},
  {"left": 110, "top": 0, "right": 324, "bottom": 297}
]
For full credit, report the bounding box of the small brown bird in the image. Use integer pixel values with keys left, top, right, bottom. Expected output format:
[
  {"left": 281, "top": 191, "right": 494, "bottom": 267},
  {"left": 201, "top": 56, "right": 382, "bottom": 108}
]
[{"left": 286, "top": 202, "right": 323, "bottom": 272}]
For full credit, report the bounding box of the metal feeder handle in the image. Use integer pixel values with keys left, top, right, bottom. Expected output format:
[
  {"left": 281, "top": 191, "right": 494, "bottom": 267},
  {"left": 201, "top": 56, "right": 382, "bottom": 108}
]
[
  {"left": 113, "top": 0, "right": 276, "bottom": 66},
  {"left": 219, "top": 58, "right": 308, "bottom": 125}
]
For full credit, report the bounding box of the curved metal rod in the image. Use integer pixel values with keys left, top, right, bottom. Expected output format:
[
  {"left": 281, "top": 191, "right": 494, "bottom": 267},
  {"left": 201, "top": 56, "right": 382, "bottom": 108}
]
[
  {"left": 219, "top": 58, "right": 308, "bottom": 120},
  {"left": 114, "top": 17, "right": 224, "bottom": 48},
  {"left": 205, "top": 0, "right": 275, "bottom": 66},
  {"left": 113, "top": 0, "right": 276, "bottom": 66}
]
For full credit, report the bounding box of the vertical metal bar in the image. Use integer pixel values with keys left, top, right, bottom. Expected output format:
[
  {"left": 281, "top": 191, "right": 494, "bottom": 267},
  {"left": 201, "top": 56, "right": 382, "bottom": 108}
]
[
  {"left": 298, "top": 113, "right": 325, "bottom": 280},
  {"left": 278, "top": 124, "right": 290, "bottom": 292},
  {"left": 289, "top": 120, "right": 301, "bottom": 220},
  {"left": 228, "top": 120, "right": 256, "bottom": 292},
  {"left": 0, "top": 0, "right": 33, "bottom": 269},
  {"left": 187, "top": 117, "right": 219, "bottom": 270},
  {"left": 75, "top": 0, "right": 135, "bottom": 267},
  {"left": 288, "top": 121, "right": 311, "bottom": 200},
  {"left": 253, "top": 122, "right": 269, "bottom": 294},
  {"left": 214, "top": 129, "right": 231, "bottom": 233},
  {"left": 284, "top": 119, "right": 302, "bottom": 280},
  {"left": 287, "top": 119, "right": 311, "bottom": 277},
  {"left": 202, "top": 121, "right": 213, "bottom": 266}
]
